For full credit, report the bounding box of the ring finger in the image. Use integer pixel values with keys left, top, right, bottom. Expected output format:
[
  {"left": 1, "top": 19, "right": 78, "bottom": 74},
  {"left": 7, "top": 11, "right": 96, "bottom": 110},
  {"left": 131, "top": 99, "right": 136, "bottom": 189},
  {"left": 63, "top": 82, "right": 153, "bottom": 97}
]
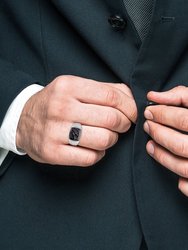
[
  {"left": 49, "top": 121, "right": 119, "bottom": 151},
  {"left": 144, "top": 120, "right": 188, "bottom": 158}
]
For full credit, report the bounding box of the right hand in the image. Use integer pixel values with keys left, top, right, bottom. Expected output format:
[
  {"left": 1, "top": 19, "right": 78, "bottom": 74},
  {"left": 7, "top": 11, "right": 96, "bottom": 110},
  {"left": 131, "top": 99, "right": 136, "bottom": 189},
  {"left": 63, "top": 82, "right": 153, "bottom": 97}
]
[{"left": 16, "top": 75, "right": 137, "bottom": 167}]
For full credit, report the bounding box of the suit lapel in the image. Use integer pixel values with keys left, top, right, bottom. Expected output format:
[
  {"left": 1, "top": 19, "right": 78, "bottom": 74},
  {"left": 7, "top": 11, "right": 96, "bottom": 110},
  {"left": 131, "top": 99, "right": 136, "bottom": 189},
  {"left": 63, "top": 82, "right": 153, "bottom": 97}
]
[
  {"left": 131, "top": 0, "right": 188, "bottom": 91},
  {"left": 50, "top": 0, "right": 140, "bottom": 83}
]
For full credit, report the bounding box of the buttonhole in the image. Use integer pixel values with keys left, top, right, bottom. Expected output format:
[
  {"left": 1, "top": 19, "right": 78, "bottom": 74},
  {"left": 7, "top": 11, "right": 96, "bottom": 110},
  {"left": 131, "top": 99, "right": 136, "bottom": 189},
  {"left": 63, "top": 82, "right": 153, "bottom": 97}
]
[{"left": 161, "top": 16, "right": 175, "bottom": 22}]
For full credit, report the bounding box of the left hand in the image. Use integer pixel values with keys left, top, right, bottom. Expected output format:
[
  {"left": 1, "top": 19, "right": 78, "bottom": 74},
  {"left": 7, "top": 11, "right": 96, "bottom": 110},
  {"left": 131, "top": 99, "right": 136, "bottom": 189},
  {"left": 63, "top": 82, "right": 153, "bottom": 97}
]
[{"left": 144, "top": 86, "right": 188, "bottom": 197}]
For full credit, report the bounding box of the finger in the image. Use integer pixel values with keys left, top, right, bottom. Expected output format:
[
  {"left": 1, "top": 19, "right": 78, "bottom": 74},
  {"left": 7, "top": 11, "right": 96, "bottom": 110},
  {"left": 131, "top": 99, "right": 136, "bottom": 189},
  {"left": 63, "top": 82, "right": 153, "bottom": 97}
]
[
  {"left": 144, "top": 120, "right": 188, "bottom": 158},
  {"left": 106, "top": 83, "right": 137, "bottom": 123},
  {"left": 107, "top": 83, "right": 134, "bottom": 98},
  {"left": 71, "top": 78, "right": 137, "bottom": 123},
  {"left": 178, "top": 178, "right": 188, "bottom": 197},
  {"left": 50, "top": 122, "right": 119, "bottom": 150},
  {"left": 79, "top": 126, "right": 118, "bottom": 150},
  {"left": 144, "top": 105, "right": 188, "bottom": 132},
  {"left": 41, "top": 143, "right": 105, "bottom": 167},
  {"left": 146, "top": 140, "right": 188, "bottom": 179},
  {"left": 147, "top": 86, "right": 188, "bottom": 107},
  {"left": 62, "top": 102, "right": 131, "bottom": 133}
]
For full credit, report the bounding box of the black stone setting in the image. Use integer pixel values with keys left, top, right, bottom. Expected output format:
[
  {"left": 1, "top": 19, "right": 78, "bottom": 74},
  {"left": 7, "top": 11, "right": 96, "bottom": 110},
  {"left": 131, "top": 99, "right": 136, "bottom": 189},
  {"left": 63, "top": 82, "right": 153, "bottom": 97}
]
[
  {"left": 69, "top": 123, "right": 82, "bottom": 146},
  {"left": 69, "top": 127, "right": 81, "bottom": 141}
]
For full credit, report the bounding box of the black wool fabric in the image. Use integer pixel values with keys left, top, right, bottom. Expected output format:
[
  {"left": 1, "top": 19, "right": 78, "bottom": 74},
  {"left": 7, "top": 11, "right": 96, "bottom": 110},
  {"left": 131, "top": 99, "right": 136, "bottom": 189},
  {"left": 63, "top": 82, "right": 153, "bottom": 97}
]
[{"left": 123, "top": 0, "right": 154, "bottom": 40}]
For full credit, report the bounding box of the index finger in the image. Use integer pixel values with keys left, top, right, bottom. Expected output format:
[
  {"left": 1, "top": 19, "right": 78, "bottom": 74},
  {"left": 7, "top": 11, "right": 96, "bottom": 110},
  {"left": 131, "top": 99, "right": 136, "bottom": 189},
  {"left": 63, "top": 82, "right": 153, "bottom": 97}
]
[
  {"left": 145, "top": 105, "right": 188, "bottom": 132},
  {"left": 73, "top": 78, "right": 137, "bottom": 123}
]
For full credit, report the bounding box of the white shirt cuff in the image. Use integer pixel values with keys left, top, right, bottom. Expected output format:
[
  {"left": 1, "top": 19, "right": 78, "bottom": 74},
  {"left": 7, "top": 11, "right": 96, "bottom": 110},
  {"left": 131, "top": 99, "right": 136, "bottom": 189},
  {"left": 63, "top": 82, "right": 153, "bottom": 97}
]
[
  {"left": 0, "top": 149, "right": 9, "bottom": 166},
  {"left": 0, "top": 84, "right": 44, "bottom": 157}
]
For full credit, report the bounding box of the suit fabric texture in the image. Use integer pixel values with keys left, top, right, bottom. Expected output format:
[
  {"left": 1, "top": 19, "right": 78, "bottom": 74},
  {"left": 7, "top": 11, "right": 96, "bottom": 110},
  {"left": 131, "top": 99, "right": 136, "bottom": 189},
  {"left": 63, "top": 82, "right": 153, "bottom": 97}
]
[{"left": 0, "top": 0, "right": 188, "bottom": 249}]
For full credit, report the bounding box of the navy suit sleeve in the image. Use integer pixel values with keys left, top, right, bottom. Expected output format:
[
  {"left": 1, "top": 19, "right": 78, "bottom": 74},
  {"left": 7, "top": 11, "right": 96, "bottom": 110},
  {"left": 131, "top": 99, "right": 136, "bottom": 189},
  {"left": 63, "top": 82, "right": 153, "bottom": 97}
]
[{"left": 0, "top": 57, "right": 39, "bottom": 125}]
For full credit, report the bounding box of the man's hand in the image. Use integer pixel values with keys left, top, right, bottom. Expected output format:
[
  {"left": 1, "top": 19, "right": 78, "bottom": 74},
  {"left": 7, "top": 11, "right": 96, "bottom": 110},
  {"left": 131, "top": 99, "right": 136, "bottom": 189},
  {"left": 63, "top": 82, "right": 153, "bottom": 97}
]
[
  {"left": 16, "top": 75, "right": 137, "bottom": 167},
  {"left": 144, "top": 86, "right": 188, "bottom": 197}
]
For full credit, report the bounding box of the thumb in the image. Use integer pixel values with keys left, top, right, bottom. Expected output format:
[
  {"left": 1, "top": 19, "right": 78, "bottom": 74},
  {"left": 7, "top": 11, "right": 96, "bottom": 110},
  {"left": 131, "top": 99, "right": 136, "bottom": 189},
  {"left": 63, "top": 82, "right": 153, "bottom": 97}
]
[{"left": 147, "top": 86, "right": 188, "bottom": 107}]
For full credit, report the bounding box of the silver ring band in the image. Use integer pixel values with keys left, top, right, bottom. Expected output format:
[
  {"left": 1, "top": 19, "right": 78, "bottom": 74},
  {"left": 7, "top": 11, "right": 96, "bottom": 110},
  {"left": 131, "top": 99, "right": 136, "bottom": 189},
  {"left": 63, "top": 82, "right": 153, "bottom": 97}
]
[{"left": 68, "top": 123, "right": 82, "bottom": 146}]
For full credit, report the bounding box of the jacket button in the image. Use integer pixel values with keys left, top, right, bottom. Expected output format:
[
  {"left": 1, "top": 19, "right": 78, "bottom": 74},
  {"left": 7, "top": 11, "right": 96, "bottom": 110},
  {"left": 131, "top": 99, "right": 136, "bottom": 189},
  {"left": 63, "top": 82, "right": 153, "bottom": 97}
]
[{"left": 108, "top": 15, "right": 126, "bottom": 31}]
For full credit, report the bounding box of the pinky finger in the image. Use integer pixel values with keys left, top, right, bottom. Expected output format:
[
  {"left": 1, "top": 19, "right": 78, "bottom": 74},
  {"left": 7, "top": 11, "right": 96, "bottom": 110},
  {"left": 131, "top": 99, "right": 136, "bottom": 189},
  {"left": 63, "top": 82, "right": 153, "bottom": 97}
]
[
  {"left": 178, "top": 178, "right": 188, "bottom": 197},
  {"left": 46, "top": 144, "right": 105, "bottom": 167}
]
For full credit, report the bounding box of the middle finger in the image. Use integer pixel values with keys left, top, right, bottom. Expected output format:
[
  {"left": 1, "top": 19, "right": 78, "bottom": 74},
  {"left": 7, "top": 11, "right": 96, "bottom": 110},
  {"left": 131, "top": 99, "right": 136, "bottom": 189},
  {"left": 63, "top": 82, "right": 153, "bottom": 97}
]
[
  {"left": 64, "top": 102, "right": 131, "bottom": 133},
  {"left": 145, "top": 105, "right": 188, "bottom": 132}
]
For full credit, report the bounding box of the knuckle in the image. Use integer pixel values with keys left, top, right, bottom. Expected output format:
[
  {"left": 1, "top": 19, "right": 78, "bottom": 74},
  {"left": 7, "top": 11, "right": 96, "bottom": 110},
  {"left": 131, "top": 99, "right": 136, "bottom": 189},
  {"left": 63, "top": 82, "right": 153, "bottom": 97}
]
[
  {"left": 155, "top": 150, "right": 166, "bottom": 166},
  {"left": 113, "top": 132, "right": 119, "bottom": 144},
  {"left": 104, "top": 111, "right": 120, "bottom": 130},
  {"left": 179, "top": 116, "right": 188, "bottom": 131},
  {"left": 116, "top": 83, "right": 128, "bottom": 91},
  {"left": 53, "top": 75, "right": 73, "bottom": 93},
  {"left": 83, "top": 152, "right": 99, "bottom": 167},
  {"left": 99, "top": 131, "right": 114, "bottom": 149},
  {"left": 130, "top": 108, "right": 137, "bottom": 123},
  {"left": 157, "top": 109, "right": 165, "bottom": 123},
  {"left": 150, "top": 127, "right": 158, "bottom": 141},
  {"left": 37, "top": 141, "right": 48, "bottom": 160},
  {"left": 173, "top": 140, "right": 188, "bottom": 157},
  {"left": 122, "top": 120, "right": 131, "bottom": 133},
  {"left": 105, "top": 89, "right": 119, "bottom": 106},
  {"left": 151, "top": 106, "right": 166, "bottom": 123},
  {"left": 179, "top": 165, "right": 188, "bottom": 178},
  {"left": 53, "top": 75, "right": 63, "bottom": 83},
  {"left": 53, "top": 75, "right": 64, "bottom": 89}
]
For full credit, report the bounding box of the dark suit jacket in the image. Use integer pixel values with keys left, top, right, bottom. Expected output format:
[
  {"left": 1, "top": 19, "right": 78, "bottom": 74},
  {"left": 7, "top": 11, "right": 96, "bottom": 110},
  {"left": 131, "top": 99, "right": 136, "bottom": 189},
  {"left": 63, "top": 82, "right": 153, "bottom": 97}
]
[{"left": 0, "top": 0, "right": 188, "bottom": 249}]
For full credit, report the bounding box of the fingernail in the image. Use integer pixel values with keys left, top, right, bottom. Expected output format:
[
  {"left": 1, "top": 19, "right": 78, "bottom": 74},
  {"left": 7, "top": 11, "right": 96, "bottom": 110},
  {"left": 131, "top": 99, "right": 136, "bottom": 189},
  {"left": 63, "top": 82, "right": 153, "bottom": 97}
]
[
  {"left": 144, "top": 109, "right": 153, "bottom": 120},
  {"left": 144, "top": 121, "right": 150, "bottom": 134},
  {"left": 147, "top": 141, "right": 155, "bottom": 155}
]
